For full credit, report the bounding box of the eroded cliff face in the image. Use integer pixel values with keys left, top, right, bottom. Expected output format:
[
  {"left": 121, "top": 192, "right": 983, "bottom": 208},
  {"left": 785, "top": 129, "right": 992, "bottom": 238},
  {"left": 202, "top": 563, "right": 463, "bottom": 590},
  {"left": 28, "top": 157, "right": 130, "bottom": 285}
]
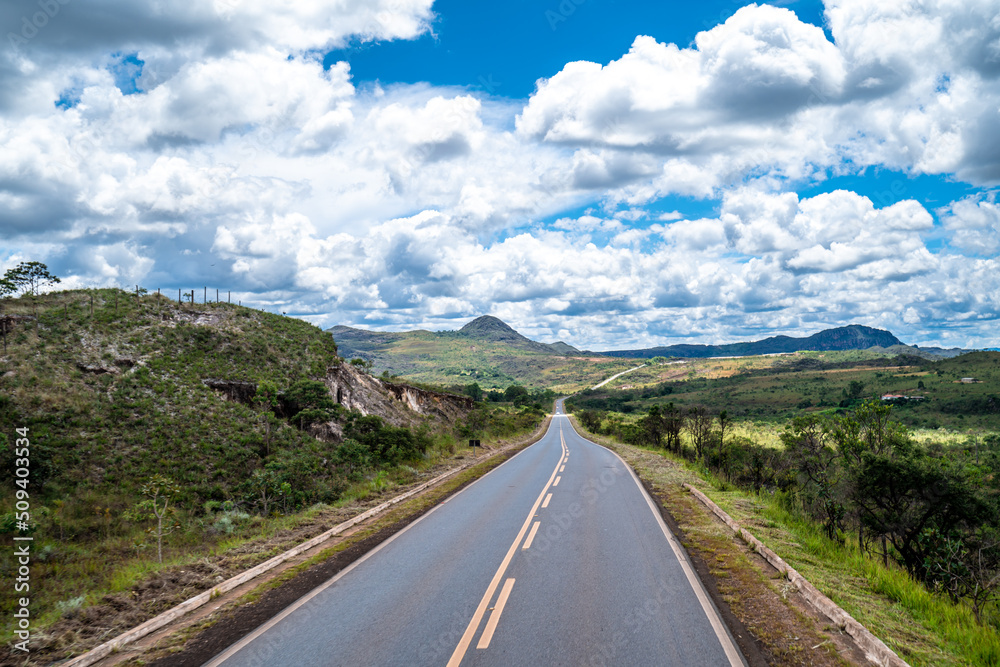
[
  {"left": 324, "top": 362, "right": 473, "bottom": 427},
  {"left": 202, "top": 362, "right": 472, "bottom": 438}
]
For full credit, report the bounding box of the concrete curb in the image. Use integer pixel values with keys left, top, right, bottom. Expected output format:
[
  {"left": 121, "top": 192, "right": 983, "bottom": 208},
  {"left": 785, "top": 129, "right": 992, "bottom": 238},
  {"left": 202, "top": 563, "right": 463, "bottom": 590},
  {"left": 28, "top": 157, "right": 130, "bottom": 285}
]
[
  {"left": 683, "top": 483, "right": 909, "bottom": 667},
  {"left": 63, "top": 423, "right": 549, "bottom": 667}
]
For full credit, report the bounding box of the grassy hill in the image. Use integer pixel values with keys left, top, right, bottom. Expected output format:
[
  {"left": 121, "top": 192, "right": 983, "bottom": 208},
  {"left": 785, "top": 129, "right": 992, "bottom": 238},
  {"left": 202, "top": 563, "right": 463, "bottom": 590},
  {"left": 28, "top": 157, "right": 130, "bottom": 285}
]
[
  {"left": 329, "top": 316, "right": 639, "bottom": 393},
  {"left": 0, "top": 289, "right": 538, "bottom": 657}
]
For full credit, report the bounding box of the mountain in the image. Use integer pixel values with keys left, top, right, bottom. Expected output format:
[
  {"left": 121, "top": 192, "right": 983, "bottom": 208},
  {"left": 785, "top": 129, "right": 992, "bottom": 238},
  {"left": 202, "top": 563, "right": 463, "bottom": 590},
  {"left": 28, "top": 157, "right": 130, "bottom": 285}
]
[
  {"left": 457, "top": 316, "right": 580, "bottom": 355},
  {"left": 458, "top": 315, "right": 547, "bottom": 351},
  {"left": 600, "top": 325, "right": 906, "bottom": 359},
  {"left": 327, "top": 317, "right": 630, "bottom": 392}
]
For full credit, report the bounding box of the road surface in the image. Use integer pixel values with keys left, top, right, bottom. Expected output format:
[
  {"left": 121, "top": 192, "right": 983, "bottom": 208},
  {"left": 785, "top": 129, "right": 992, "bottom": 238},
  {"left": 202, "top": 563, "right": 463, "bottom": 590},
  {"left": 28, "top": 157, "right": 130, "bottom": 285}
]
[{"left": 205, "top": 400, "right": 746, "bottom": 666}]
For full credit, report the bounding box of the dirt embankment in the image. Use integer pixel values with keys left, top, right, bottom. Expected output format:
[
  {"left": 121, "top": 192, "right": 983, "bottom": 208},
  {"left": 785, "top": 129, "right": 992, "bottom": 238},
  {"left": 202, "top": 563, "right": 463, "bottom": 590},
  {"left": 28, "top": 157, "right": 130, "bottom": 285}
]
[{"left": 324, "top": 362, "right": 472, "bottom": 427}]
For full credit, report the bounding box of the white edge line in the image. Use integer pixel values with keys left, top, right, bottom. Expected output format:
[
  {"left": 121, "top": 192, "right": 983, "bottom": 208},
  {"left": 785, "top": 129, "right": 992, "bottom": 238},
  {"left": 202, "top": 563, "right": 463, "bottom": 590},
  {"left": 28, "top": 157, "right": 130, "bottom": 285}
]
[
  {"left": 206, "top": 423, "right": 555, "bottom": 667},
  {"left": 569, "top": 423, "right": 747, "bottom": 667}
]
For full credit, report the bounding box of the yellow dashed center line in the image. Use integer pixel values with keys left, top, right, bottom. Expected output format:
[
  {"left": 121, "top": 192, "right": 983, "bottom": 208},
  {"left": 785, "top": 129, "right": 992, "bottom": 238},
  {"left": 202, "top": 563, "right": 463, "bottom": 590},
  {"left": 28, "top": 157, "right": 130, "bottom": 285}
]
[
  {"left": 477, "top": 578, "right": 516, "bottom": 649},
  {"left": 560, "top": 465, "right": 565, "bottom": 472},
  {"left": 446, "top": 437, "right": 566, "bottom": 666},
  {"left": 541, "top": 493, "right": 552, "bottom": 508},
  {"left": 522, "top": 521, "right": 541, "bottom": 550},
  {"left": 553, "top": 476, "right": 561, "bottom": 487}
]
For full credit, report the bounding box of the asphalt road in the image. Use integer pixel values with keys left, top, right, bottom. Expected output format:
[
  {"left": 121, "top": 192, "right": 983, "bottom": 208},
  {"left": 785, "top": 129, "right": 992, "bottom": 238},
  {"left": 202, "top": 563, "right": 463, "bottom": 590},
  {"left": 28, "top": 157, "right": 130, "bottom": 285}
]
[{"left": 205, "top": 401, "right": 746, "bottom": 667}]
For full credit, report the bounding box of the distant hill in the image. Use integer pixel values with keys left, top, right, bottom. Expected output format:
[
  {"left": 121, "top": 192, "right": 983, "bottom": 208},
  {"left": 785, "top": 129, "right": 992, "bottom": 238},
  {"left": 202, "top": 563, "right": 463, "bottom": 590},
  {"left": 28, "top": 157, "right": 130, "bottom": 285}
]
[
  {"left": 332, "top": 316, "right": 580, "bottom": 361},
  {"left": 600, "top": 325, "right": 907, "bottom": 359},
  {"left": 327, "top": 317, "right": 635, "bottom": 392},
  {"left": 457, "top": 316, "right": 579, "bottom": 355},
  {"left": 873, "top": 344, "right": 971, "bottom": 360}
]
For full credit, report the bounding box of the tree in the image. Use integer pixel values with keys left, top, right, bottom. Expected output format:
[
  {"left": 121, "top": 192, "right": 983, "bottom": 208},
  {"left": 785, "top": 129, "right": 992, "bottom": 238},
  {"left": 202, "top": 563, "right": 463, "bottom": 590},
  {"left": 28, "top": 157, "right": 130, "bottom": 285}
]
[
  {"left": 851, "top": 450, "right": 990, "bottom": 576},
  {"left": 577, "top": 409, "right": 603, "bottom": 433},
  {"left": 782, "top": 416, "right": 844, "bottom": 540},
  {"left": 639, "top": 405, "right": 666, "bottom": 447},
  {"left": 136, "top": 474, "right": 181, "bottom": 564},
  {"left": 3, "top": 261, "right": 61, "bottom": 296},
  {"left": 717, "top": 410, "right": 730, "bottom": 464},
  {"left": 464, "top": 382, "right": 484, "bottom": 402},
  {"left": 829, "top": 400, "right": 912, "bottom": 553},
  {"left": 830, "top": 399, "right": 910, "bottom": 467},
  {"left": 253, "top": 381, "right": 280, "bottom": 456},
  {"left": 504, "top": 385, "right": 529, "bottom": 403},
  {"left": 458, "top": 408, "right": 490, "bottom": 439},
  {"left": 687, "top": 407, "right": 713, "bottom": 462},
  {"left": 663, "top": 403, "right": 684, "bottom": 453},
  {"left": 247, "top": 468, "right": 283, "bottom": 516},
  {"left": 0, "top": 277, "right": 13, "bottom": 299},
  {"left": 333, "top": 438, "right": 370, "bottom": 478},
  {"left": 284, "top": 378, "right": 341, "bottom": 431},
  {"left": 285, "top": 379, "right": 336, "bottom": 411}
]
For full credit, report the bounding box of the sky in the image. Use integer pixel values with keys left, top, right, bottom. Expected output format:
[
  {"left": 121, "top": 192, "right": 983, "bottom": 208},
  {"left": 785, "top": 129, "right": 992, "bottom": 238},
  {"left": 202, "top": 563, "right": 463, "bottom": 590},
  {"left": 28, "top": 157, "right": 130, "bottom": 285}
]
[{"left": 1, "top": 0, "right": 999, "bottom": 350}]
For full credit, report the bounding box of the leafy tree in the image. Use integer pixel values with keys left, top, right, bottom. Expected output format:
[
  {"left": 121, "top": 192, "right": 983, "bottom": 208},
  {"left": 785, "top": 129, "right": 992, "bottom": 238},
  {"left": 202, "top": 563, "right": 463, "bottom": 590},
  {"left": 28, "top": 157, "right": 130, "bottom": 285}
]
[
  {"left": 333, "top": 438, "right": 370, "bottom": 478},
  {"left": 577, "top": 409, "right": 603, "bottom": 433},
  {"left": 0, "top": 276, "right": 14, "bottom": 299},
  {"left": 639, "top": 405, "right": 666, "bottom": 447},
  {"left": 504, "top": 385, "right": 529, "bottom": 403},
  {"left": 3, "top": 261, "right": 61, "bottom": 296},
  {"left": 464, "top": 382, "right": 484, "bottom": 402},
  {"left": 284, "top": 379, "right": 339, "bottom": 428},
  {"left": 782, "top": 416, "right": 844, "bottom": 540},
  {"left": 851, "top": 450, "right": 991, "bottom": 577},
  {"left": 830, "top": 399, "right": 910, "bottom": 467},
  {"left": 458, "top": 407, "right": 489, "bottom": 440},
  {"left": 727, "top": 439, "right": 774, "bottom": 493},
  {"left": 247, "top": 468, "right": 283, "bottom": 516},
  {"left": 284, "top": 379, "right": 336, "bottom": 411},
  {"left": 344, "top": 413, "right": 429, "bottom": 467}
]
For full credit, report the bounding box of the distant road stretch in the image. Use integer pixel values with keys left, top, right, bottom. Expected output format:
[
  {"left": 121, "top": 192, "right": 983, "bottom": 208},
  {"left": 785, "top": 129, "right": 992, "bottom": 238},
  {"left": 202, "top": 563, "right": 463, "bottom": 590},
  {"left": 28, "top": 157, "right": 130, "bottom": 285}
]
[
  {"left": 591, "top": 364, "right": 647, "bottom": 390},
  {"left": 206, "top": 400, "right": 746, "bottom": 667}
]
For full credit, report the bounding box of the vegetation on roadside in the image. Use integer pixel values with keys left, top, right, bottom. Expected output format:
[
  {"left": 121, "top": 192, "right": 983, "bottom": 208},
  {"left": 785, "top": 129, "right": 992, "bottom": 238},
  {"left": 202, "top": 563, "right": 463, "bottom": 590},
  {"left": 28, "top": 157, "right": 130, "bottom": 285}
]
[
  {"left": 568, "top": 396, "right": 1000, "bottom": 665},
  {"left": 0, "top": 287, "right": 547, "bottom": 659}
]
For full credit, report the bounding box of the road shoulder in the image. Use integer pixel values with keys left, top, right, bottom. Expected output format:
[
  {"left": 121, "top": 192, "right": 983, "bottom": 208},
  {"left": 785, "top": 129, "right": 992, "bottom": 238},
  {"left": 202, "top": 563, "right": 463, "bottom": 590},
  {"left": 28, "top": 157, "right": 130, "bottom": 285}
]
[
  {"left": 87, "top": 421, "right": 550, "bottom": 667},
  {"left": 572, "top": 418, "right": 869, "bottom": 667}
]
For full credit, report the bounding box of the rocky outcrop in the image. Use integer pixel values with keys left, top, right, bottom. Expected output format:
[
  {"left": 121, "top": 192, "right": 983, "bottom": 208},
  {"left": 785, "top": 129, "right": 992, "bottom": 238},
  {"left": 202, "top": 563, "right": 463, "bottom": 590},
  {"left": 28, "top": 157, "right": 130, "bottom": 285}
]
[
  {"left": 201, "top": 362, "right": 472, "bottom": 432},
  {"left": 201, "top": 379, "right": 258, "bottom": 404},
  {"left": 324, "top": 362, "right": 472, "bottom": 427}
]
